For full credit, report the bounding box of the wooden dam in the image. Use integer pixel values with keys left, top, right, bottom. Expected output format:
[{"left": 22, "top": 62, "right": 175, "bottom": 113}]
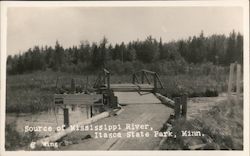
[
  {"left": 39, "top": 69, "right": 187, "bottom": 150},
  {"left": 93, "top": 69, "right": 165, "bottom": 105}
]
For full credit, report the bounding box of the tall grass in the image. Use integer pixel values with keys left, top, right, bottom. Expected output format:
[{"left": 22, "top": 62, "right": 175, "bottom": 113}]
[
  {"left": 6, "top": 69, "right": 229, "bottom": 113},
  {"left": 160, "top": 98, "right": 243, "bottom": 150}
]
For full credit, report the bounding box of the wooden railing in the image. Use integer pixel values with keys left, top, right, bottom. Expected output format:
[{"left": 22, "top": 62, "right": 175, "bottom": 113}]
[
  {"left": 132, "top": 69, "right": 164, "bottom": 90},
  {"left": 94, "top": 68, "right": 164, "bottom": 92},
  {"left": 93, "top": 68, "right": 111, "bottom": 90}
]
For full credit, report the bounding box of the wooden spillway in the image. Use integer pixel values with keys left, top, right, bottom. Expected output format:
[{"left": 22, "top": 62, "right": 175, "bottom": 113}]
[{"left": 101, "top": 83, "right": 155, "bottom": 92}]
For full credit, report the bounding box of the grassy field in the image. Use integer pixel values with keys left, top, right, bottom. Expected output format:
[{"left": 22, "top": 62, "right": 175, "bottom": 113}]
[
  {"left": 160, "top": 97, "right": 243, "bottom": 150},
  {"left": 6, "top": 70, "right": 229, "bottom": 113}
]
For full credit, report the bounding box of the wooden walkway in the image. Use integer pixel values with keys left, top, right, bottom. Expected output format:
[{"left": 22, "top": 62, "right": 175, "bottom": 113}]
[
  {"left": 114, "top": 91, "right": 161, "bottom": 105},
  {"left": 61, "top": 103, "right": 173, "bottom": 150},
  {"left": 101, "top": 83, "right": 155, "bottom": 92},
  {"left": 58, "top": 69, "right": 170, "bottom": 150}
]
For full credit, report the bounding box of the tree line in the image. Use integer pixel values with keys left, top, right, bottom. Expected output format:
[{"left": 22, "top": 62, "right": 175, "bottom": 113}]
[{"left": 7, "top": 30, "right": 243, "bottom": 75}]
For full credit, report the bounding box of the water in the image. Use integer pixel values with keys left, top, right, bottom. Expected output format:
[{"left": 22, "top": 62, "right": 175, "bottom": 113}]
[{"left": 6, "top": 105, "right": 90, "bottom": 137}]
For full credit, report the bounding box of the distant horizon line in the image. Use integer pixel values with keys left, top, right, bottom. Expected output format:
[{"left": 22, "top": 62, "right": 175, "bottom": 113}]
[{"left": 8, "top": 29, "right": 243, "bottom": 56}]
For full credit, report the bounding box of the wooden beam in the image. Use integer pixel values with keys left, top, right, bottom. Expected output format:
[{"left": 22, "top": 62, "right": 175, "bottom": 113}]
[
  {"left": 107, "top": 72, "right": 110, "bottom": 91},
  {"left": 144, "top": 72, "right": 151, "bottom": 84},
  {"left": 174, "top": 97, "right": 181, "bottom": 119},
  {"left": 141, "top": 69, "right": 156, "bottom": 74},
  {"left": 155, "top": 73, "right": 164, "bottom": 89},
  {"left": 63, "top": 108, "right": 69, "bottom": 129},
  {"left": 103, "top": 68, "right": 110, "bottom": 74},
  {"left": 181, "top": 95, "right": 188, "bottom": 119},
  {"left": 141, "top": 71, "right": 145, "bottom": 84},
  {"left": 155, "top": 93, "right": 175, "bottom": 108}
]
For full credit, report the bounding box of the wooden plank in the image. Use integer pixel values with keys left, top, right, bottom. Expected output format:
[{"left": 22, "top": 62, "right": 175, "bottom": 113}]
[
  {"left": 108, "top": 113, "right": 154, "bottom": 150},
  {"left": 155, "top": 93, "right": 175, "bottom": 107},
  {"left": 99, "top": 113, "right": 154, "bottom": 150},
  {"left": 101, "top": 83, "right": 154, "bottom": 92},
  {"left": 141, "top": 69, "right": 156, "bottom": 74},
  {"left": 107, "top": 83, "right": 154, "bottom": 88},
  {"left": 54, "top": 94, "right": 102, "bottom": 99},
  {"left": 114, "top": 91, "right": 161, "bottom": 105}
]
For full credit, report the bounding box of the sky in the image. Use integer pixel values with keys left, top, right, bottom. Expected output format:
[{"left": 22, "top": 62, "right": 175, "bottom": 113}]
[{"left": 7, "top": 7, "right": 243, "bottom": 55}]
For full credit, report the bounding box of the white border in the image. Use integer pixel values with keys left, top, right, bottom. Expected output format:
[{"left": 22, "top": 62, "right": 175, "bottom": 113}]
[{"left": 0, "top": 1, "right": 249, "bottom": 156}]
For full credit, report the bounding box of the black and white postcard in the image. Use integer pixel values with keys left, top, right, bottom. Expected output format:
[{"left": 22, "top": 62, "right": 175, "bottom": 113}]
[{"left": 0, "top": 1, "right": 249, "bottom": 156}]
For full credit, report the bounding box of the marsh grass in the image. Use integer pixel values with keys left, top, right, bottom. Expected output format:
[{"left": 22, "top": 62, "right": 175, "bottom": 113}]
[
  {"left": 160, "top": 98, "right": 243, "bottom": 150},
  {"left": 6, "top": 70, "right": 229, "bottom": 113}
]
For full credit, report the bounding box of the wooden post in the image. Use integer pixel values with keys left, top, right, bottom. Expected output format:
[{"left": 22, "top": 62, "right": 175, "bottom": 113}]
[
  {"left": 236, "top": 64, "right": 241, "bottom": 104},
  {"left": 181, "top": 95, "right": 188, "bottom": 119},
  {"left": 107, "top": 72, "right": 110, "bottom": 91},
  {"left": 114, "top": 96, "right": 118, "bottom": 108},
  {"left": 90, "top": 105, "right": 93, "bottom": 117},
  {"left": 86, "top": 105, "right": 89, "bottom": 119},
  {"left": 103, "top": 74, "right": 105, "bottom": 85},
  {"left": 228, "top": 63, "right": 235, "bottom": 101},
  {"left": 63, "top": 108, "right": 69, "bottom": 129},
  {"left": 174, "top": 97, "right": 181, "bottom": 119}
]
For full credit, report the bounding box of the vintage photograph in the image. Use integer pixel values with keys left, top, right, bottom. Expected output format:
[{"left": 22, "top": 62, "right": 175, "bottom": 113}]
[{"left": 1, "top": 1, "right": 248, "bottom": 153}]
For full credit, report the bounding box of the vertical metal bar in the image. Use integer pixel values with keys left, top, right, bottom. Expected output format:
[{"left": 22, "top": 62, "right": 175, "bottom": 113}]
[{"left": 63, "top": 108, "right": 69, "bottom": 129}]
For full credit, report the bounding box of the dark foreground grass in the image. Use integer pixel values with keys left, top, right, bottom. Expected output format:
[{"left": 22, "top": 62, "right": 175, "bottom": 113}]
[
  {"left": 160, "top": 98, "right": 243, "bottom": 150},
  {"left": 6, "top": 70, "right": 229, "bottom": 113},
  {"left": 5, "top": 122, "right": 39, "bottom": 150}
]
